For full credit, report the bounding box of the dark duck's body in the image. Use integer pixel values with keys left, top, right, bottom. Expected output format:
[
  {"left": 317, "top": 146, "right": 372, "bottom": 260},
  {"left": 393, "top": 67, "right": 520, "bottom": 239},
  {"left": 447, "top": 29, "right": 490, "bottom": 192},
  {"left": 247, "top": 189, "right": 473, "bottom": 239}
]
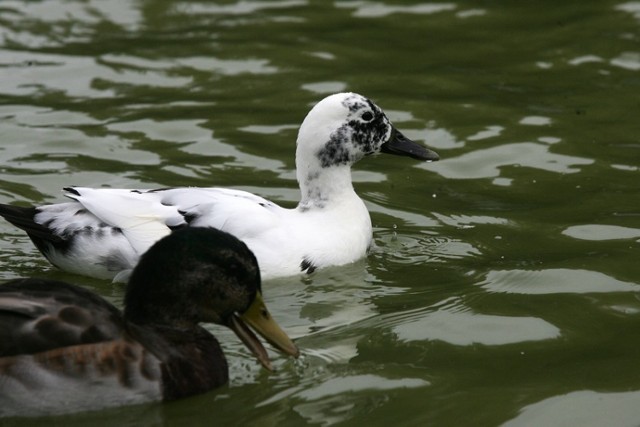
[{"left": 0, "top": 228, "right": 299, "bottom": 418}]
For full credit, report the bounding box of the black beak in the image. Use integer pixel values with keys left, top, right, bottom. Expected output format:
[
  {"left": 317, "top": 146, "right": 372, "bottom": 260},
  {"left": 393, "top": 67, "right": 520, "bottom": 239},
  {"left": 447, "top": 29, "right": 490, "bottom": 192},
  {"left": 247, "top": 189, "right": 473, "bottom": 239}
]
[{"left": 381, "top": 127, "right": 439, "bottom": 161}]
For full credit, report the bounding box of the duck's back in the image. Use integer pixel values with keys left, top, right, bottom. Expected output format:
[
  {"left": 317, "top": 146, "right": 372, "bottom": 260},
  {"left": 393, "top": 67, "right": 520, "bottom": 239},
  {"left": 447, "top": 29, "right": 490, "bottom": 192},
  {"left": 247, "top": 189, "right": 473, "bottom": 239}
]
[{"left": 0, "top": 278, "right": 124, "bottom": 357}]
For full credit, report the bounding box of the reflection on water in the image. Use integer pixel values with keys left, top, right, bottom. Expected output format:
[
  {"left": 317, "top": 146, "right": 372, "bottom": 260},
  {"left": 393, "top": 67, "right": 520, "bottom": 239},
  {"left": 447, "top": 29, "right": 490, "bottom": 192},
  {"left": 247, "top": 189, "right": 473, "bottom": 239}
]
[
  {"left": 283, "top": 374, "right": 429, "bottom": 425},
  {"left": 503, "top": 390, "right": 640, "bottom": 427},
  {"left": 563, "top": 224, "right": 640, "bottom": 241},
  {"left": 391, "top": 304, "right": 560, "bottom": 345},
  {"left": 422, "top": 142, "right": 594, "bottom": 181},
  {"left": 336, "top": 2, "right": 457, "bottom": 18},
  {"left": 519, "top": 116, "right": 552, "bottom": 126},
  {"left": 0, "top": 50, "right": 191, "bottom": 98},
  {"left": 480, "top": 269, "right": 639, "bottom": 294},
  {"left": 103, "top": 54, "right": 279, "bottom": 75},
  {"left": 301, "top": 81, "right": 348, "bottom": 94}
]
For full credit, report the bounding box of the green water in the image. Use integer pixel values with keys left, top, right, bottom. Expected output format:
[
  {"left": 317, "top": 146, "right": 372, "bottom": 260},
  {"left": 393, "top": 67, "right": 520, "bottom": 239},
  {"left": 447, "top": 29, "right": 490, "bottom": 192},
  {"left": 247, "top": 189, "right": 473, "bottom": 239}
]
[{"left": 1, "top": 1, "right": 640, "bottom": 426}]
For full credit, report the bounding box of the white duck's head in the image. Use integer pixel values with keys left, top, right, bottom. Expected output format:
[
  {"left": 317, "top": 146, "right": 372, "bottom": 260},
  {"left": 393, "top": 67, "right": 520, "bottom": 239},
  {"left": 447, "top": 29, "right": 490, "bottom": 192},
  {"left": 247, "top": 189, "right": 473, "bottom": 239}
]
[
  {"left": 295, "top": 93, "right": 439, "bottom": 207},
  {"left": 296, "top": 93, "right": 438, "bottom": 171}
]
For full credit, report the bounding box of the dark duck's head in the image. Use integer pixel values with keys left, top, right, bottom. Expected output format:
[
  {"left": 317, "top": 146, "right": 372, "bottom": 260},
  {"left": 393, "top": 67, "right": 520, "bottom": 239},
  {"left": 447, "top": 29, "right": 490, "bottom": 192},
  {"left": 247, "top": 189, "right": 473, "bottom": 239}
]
[{"left": 124, "top": 227, "right": 299, "bottom": 370}]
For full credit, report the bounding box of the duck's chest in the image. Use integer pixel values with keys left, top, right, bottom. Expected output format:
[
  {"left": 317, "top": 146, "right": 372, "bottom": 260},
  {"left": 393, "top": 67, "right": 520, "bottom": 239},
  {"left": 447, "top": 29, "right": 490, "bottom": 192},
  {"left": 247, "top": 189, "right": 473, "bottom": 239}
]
[
  {"left": 254, "top": 197, "right": 373, "bottom": 274},
  {"left": 301, "top": 199, "right": 372, "bottom": 248}
]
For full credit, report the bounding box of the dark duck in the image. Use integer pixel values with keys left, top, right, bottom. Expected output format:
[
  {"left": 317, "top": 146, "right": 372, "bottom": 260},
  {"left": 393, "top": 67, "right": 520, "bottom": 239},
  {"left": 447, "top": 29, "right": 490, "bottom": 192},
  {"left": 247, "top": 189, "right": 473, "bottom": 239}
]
[{"left": 0, "top": 227, "right": 299, "bottom": 417}]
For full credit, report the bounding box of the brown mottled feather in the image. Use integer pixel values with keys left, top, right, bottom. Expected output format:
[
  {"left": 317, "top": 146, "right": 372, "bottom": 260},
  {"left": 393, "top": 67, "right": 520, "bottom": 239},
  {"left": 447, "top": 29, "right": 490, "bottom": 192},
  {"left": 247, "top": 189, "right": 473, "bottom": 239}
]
[{"left": 0, "top": 278, "right": 123, "bottom": 357}]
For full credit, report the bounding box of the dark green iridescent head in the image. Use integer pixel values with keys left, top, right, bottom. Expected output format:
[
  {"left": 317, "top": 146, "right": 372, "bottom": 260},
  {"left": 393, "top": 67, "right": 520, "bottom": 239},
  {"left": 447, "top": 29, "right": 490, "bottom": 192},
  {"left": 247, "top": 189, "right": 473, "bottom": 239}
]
[{"left": 123, "top": 227, "right": 261, "bottom": 328}]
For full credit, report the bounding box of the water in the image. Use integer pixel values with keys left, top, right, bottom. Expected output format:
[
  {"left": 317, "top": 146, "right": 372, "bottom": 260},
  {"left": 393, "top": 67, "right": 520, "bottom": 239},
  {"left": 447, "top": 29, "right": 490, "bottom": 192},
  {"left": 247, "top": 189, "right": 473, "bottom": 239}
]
[{"left": 1, "top": 1, "right": 640, "bottom": 425}]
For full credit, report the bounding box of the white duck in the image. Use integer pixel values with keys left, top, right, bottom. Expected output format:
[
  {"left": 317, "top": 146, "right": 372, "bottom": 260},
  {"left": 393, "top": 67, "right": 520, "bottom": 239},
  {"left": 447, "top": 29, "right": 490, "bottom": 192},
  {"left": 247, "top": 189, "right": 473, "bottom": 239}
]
[{"left": 0, "top": 93, "right": 438, "bottom": 282}]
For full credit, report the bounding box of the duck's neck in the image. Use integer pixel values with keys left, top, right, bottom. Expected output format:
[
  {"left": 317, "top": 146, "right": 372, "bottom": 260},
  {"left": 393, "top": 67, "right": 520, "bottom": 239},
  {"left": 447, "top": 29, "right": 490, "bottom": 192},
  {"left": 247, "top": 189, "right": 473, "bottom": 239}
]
[
  {"left": 294, "top": 110, "right": 359, "bottom": 210},
  {"left": 129, "top": 323, "right": 228, "bottom": 400},
  {"left": 296, "top": 162, "right": 355, "bottom": 210}
]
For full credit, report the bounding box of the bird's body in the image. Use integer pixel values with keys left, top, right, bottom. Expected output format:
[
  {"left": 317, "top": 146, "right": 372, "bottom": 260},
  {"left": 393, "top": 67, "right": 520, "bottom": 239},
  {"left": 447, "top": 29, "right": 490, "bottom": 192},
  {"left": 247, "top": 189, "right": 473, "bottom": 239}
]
[
  {"left": 0, "top": 93, "right": 438, "bottom": 281},
  {"left": 0, "top": 228, "right": 298, "bottom": 417}
]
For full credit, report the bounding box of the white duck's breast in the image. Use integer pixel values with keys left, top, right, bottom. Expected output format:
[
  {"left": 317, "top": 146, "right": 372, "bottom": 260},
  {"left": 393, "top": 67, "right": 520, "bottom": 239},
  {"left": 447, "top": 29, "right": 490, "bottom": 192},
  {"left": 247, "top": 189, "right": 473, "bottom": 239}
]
[{"left": 241, "top": 193, "right": 373, "bottom": 279}]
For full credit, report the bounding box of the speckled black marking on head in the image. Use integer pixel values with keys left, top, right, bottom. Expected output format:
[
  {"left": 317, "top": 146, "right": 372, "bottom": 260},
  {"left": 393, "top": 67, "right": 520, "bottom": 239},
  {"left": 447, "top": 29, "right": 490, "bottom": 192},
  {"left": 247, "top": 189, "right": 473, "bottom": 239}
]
[
  {"left": 300, "top": 258, "right": 317, "bottom": 274},
  {"left": 343, "top": 94, "right": 368, "bottom": 113},
  {"left": 130, "top": 190, "right": 142, "bottom": 194},
  {"left": 316, "top": 95, "right": 391, "bottom": 168},
  {"left": 317, "top": 126, "right": 352, "bottom": 168}
]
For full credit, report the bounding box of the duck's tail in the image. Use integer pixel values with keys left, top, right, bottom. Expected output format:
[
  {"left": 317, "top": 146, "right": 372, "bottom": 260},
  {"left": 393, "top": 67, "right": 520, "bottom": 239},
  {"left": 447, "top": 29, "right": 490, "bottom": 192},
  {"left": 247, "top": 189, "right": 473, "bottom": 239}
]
[{"left": 0, "top": 204, "right": 65, "bottom": 253}]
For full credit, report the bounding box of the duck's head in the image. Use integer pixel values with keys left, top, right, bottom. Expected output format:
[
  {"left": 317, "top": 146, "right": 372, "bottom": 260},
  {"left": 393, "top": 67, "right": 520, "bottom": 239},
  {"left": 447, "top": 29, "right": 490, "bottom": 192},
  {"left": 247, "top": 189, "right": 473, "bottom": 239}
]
[
  {"left": 124, "top": 227, "right": 299, "bottom": 370},
  {"left": 296, "top": 92, "right": 439, "bottom": 171}
]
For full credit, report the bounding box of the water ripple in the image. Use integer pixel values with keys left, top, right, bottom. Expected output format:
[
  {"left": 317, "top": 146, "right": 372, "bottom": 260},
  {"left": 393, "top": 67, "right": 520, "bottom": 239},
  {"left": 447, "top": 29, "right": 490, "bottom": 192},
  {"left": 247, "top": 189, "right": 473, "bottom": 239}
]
[
  {"left": 479, "top": 268, "right": 639, "bottom": 294},
  {"left": 336, "top": 1, "right": 456, "bottom": 18},
  {"left": 503, "top": 390, "right": 640, "bottom": 427},
  {"left": 389, "top": 304, "right": 560, "bottom": 346},
  {"left": 563, "top": 224, "right": 640, "bottom": 241},
  {"left": 421, "top": 142, "right": 594, "bottom": 181}
]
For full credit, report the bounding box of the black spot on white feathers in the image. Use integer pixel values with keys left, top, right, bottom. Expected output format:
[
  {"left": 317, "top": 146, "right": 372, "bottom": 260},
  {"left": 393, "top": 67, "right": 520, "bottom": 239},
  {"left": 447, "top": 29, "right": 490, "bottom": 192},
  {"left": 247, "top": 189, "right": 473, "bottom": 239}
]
[
  {"left": 167, "top": 223, "right": 187, "bottom": 231},
  {"left": 63, "top": 187, "right": 80, "bottom": 196},
  {"left": 178, "top": 210, "right": 198, "bottom": 224},
  {"left": 343, "top": 94, "right": 368, "bottom": 113},
  {"left": 317, "top": 127, "right": 353, "bottom": 168},
  {"left": 316, "top": 95, "right": 391, "bottom": 168},
  {"left": 300, "top": 258, "right": 317, "bottom": 274}
]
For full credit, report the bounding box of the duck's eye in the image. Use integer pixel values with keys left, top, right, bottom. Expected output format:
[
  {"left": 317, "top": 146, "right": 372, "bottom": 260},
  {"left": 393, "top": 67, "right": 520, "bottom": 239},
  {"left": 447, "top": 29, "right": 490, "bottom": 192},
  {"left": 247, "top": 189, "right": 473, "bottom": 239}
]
[{"left": 362, "top": 111, "right": 374, "bottom": 121}]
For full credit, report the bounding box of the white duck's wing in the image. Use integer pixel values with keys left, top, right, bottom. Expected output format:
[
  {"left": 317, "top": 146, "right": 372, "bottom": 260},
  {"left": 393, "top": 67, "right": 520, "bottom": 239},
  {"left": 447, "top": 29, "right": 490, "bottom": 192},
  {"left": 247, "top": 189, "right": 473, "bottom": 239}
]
[
  {"left": 63, "top": 187, "right": 186, "bottom": 254},
  {"left": 0, "top": 187, "right": 287, "bottom": 280},
  {"left": 67, "top": 186, "right": 284, "bottom": 242},
  {"left": 158, "top": 187, "right": 284, "bottom": 239}
]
